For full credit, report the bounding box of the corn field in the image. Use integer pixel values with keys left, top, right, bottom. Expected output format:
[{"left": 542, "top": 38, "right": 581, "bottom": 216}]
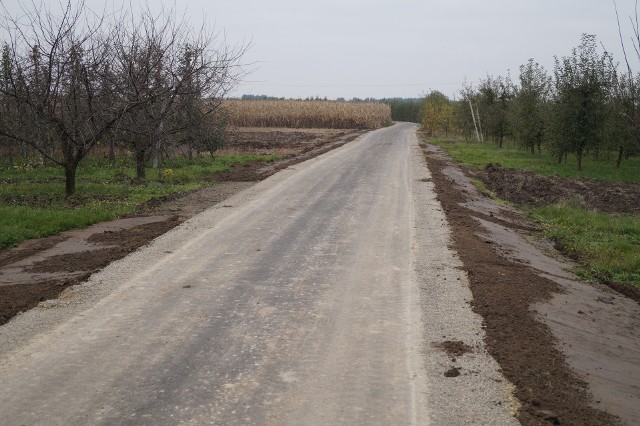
[{"left": 224, "top": 100, "right": 392, "bottom": 129}]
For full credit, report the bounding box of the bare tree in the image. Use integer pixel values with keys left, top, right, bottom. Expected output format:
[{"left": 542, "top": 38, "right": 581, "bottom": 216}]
[
  {"left": 0, "top": 1, "right": 131, "bottom": 194},
  {"left": 0, "top": 1, "right": 248, "bottom": 191},
  {"left": 112, "top": 6, "right": 248, "bottom": 179}
]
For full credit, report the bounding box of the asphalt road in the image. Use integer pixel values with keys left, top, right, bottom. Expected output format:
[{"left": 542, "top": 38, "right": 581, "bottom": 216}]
[{"left": 0, "top": 123, "right": 516, "bottom": 425}]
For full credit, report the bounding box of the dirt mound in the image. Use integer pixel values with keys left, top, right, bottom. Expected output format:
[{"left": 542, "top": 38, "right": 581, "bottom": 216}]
[
  {"left": 0, "top": 218, "right": 180, "bottom": 326},
  {"left": 226, "top": 130, "right": 318, "bottom": 151},
  {"left": 477, "top": 163, "right": 640, "bottom": 215},
  {"left": 211, "top": 161, "right": 267, "bottom": 182}
]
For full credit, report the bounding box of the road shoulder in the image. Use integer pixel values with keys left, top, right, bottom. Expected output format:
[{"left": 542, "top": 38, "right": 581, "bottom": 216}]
[
  {"left": 410, "top": 135, "right": 519, "bottom": 425},
  {"left": 420, "top": 140, "right": 638, "bottom": 425}
]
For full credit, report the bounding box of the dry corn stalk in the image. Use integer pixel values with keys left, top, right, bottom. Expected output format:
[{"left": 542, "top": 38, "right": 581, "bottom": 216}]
[{"left": 223, "top": 100, "right": 392, "bottom": 129}]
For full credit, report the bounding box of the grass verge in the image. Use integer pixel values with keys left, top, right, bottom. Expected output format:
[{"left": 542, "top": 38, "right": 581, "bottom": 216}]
[
  {"left": 0, "top": 154, "right": 277, "bottom": 249},
  {"left": 429, "top": 138, "right": 640, "bottom": 183},
  {"left": 529, "top": 205, "right": 640, "bottom": 287}
]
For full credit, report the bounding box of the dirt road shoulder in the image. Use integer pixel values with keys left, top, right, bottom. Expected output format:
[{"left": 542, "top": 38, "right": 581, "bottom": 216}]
[{"left": 421, "top": 141, "right": 639, "bottom": 425}]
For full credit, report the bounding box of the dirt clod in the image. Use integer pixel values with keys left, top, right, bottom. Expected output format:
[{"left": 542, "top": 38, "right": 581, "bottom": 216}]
[
  {"left": 444, "top": 367, "right": 461, "bottom": 377},
  {"left": 433, "top": 340, "right": 473, "bottom": 358}
]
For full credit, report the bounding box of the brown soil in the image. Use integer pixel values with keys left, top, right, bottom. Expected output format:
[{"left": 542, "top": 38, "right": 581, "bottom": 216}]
[
  {"left": 26, "top": 219, "right": 181, "bottom": 274},
  {"left": 474, "top": 163, "right": 640, "bottom": 215},
  {"left": 432, "top": 340, "right": 474, "bottom": 359},
  {"left": 0, "top": 218, "right": 180, "bottom": 325},
  {"left": 213, "top": 129, "right": 365, "bottom": 182},
  {"left": 0, "top": 276, "right": 90, "bottom": 325},
  {"left": 422, "top": 143, "right": 621, "bottom": 425},
  {"left": 0, "top": 129, "right": 364, "bottom": 327}
]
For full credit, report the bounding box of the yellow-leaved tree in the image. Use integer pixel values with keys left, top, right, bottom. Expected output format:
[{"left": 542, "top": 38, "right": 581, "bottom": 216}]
[{"left": 421, "top": 91, "right": 455, "bottom": 136}]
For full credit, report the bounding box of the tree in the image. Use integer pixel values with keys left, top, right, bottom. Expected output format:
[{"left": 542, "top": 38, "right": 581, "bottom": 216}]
[
  {"left": 511, "top": 60, "right": 551, "bottom": 154},
  {"left": 0, "top": 43, "right": 16, "bottom": 166},
  {"left": 612, "top": 1, "right": 640, "bottom": 168},
  {"left": 112, "top": 7, "right": 247, "bottom": 178},
  {"left": 0, "top": 1, "right": 132, "bottom": 194},
  {"left": 0, "top": 1, "right": 247, "bottom": 190},
  {"left": 455, "top": 83, "right": 479, "bottom": 140},
  {"left": 476, "top": 74, "right": 513, "bottom": 147},
  {"left": 550, "top": 34, "right": 615, "bottom": 171},
  {"left": 421, "top": 90, "right": 454, "bottom": 136},
  {"left": 604, "top": 70, "right": 640, "bottom": 168},
  {"left": 382, "top": 98, "right": 422, "bottom": 123}
]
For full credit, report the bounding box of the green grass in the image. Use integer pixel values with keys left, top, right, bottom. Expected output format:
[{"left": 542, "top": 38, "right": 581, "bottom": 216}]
[
  {"left": 0, "top": 154, "right": 278, "bottom": 249},
  {"left": 426, "top": 136, "right": 640, "bottom": 288},
  {"left": 429, "top": 138, "right": 640, "bottom": 183},
  {"left": 530, "top": 205, "right": 640, "bottom": 287}
]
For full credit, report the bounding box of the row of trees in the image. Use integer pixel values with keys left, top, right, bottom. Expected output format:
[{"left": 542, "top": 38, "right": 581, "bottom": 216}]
[
  {"left": 0, "top": 1, "right": 246, "bottom": 194},
  {"left": 422, "top": 34, "right": 640, "bottom": 171}
]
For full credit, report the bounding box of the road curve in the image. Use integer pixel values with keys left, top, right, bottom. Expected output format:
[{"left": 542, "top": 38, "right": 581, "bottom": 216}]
[{"left": 0, "top": 123, "right": 517, "bottom": 425}]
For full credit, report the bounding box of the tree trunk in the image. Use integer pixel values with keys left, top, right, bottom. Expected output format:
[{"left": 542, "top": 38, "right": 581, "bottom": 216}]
[
  {"left": 135, "top": 148, "right": 146, "bottom": 180},
  {"left": 616, "top": 146, "right": 624, "bottom": 169},
  {"left": 153, "top": 122, "right": 164, "bottom": 169},
  {"left": 64, "top": 164, "right": 77, "bottom": 196},
  {"left": 109, "top": 139, "right": 116, "bottom": 167},
  {"left": 576, "top": 147, "right": 583, "bottom": 171},
  {"left": 8, "top": 143, "right": 13, "bottom": 167},
  {"left": 530, "top": 144, "right": 535, "bottom": 155}
]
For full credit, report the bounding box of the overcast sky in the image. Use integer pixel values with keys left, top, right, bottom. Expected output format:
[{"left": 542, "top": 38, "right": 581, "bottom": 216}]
[
  {"left": 209, "top": 0, "right": 638, "bottom": 100},
  {"left": 2, "top": 0, "right": 638, "bottom": 99}
]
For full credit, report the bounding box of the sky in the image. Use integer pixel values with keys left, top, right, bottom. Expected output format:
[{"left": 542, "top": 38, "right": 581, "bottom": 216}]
[{"left": 2, "top": 0, "right": 639, "bottom": 100}]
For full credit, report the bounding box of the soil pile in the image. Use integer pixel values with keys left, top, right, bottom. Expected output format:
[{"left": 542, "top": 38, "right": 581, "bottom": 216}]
[{"left": 476, "top": 163, "right": 640, "bottom": 215}]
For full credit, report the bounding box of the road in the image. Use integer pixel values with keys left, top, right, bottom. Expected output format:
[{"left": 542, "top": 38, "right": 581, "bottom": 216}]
[{"left": 0, "top": 123, "right": 516, "bottom": 425}]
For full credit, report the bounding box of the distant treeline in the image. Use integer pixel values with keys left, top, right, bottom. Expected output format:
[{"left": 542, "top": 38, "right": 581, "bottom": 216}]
[{"left": 379, "top": 99, "right": 422, "bottom": 123}]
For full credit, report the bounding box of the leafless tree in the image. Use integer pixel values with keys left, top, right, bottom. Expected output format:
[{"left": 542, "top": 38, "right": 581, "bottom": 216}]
[
  {"left": 0, "top": 1, "right": 130, "bottom": 194},
  {"left": 0, "top": 1, "right": 248, "bottom": 192},
  {"left": 111, "top": 5, "right": 248, "bottom": 178}
]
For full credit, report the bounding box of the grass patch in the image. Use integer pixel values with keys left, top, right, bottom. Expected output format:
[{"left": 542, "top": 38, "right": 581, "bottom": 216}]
[
  {"left": 429, "top": 138, "right": 640, "bottom": 183},
  {"left": 470, "top": 178, "right": 511, "bottom": 205},
  {"left": 529, "top": 205, "right": 640, "bottom": 287},
  {"left": 0, "top": 154, "right": 277, "bottom": 249}
]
